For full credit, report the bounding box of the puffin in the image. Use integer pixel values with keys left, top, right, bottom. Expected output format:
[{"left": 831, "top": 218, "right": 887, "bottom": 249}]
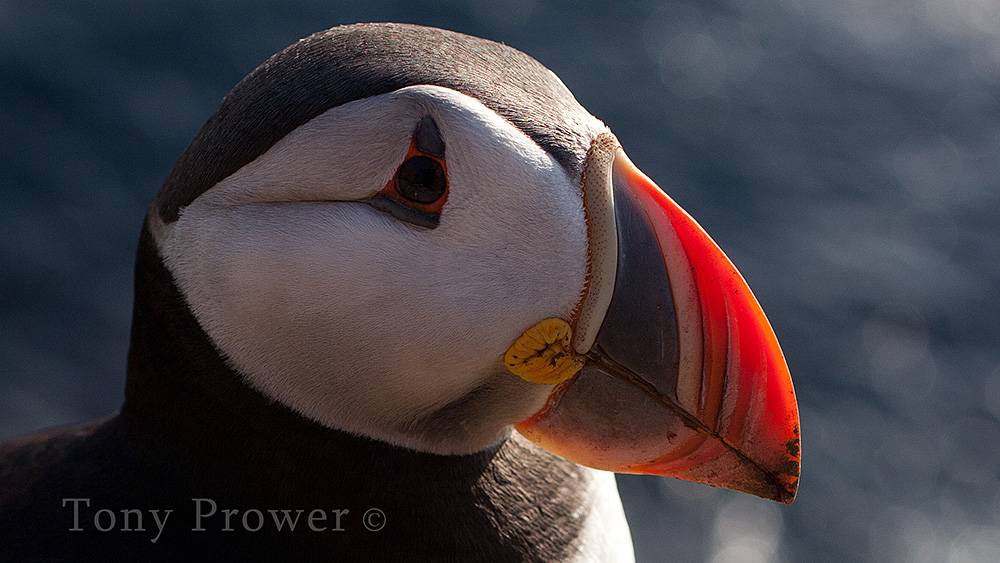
[{"left": 0, "top": 23, "right": 800, "bottom": 562}]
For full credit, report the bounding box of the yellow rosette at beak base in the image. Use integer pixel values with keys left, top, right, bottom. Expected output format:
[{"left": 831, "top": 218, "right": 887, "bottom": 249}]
[{"left": 503, "top": 318, "right": 584, "bottom": 385}]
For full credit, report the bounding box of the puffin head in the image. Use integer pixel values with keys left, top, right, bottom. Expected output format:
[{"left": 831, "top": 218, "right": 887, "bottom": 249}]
[{"left": 148, "top": 23, "right": 799, "bottom": 503}]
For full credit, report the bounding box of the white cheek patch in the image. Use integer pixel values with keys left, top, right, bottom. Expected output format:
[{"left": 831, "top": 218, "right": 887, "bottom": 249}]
[{"left": 157, "top": 85, "right": 607, "bottom": 455}]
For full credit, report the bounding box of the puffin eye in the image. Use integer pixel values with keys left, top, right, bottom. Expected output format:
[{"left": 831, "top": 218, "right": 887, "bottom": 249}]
[
  {"left": 395, "top": 156, "right": 446, "bottom": 204},
  {"left": 368, "top": 116, "right": 449, "bottom": 229}
]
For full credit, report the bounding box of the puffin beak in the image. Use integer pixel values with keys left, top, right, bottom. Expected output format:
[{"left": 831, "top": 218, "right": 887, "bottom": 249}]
[{"left": 516, "top": 144, "right": 800, "bottom": 503}]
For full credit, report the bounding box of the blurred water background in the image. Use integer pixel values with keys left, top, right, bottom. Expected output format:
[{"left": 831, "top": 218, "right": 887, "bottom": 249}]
[{"left": 2, "top": 1, "right": 999, "bottom": 561}]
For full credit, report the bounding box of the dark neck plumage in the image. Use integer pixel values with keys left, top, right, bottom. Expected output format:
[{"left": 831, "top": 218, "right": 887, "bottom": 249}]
[{"left": 116, "top": 221, "right": 587, "bottom": 560}]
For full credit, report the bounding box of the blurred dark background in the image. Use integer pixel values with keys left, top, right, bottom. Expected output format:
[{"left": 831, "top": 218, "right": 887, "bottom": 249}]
[{"left": 2, "top": 1, "right": 999, "bottom": 561}]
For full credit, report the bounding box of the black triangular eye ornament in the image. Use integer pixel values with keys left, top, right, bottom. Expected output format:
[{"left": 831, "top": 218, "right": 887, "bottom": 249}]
[{"left": 369, "top": 116, "right": 449, "bottom": 229}]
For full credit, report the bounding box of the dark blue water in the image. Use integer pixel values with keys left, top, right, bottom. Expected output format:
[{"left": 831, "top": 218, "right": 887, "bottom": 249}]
[{"left": 3, "top": 2, "right": 999, "bottom": 561}]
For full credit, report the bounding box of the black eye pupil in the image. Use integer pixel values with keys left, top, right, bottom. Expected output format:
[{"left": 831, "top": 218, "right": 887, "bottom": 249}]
[{"left": 396, "top": 156, "right": 446, "bottom": 204}]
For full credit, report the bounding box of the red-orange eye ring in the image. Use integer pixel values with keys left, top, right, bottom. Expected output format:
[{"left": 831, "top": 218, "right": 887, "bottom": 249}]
[{"left": 369, "top": 117, "right": 449, "bottom": 228}]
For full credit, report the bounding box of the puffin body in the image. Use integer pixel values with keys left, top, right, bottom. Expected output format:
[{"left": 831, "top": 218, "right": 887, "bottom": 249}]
[{"left": 1, "top": 23, "right": 800, "bottom": 562}]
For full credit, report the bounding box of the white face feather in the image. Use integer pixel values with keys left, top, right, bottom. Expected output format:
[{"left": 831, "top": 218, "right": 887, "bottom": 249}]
[{"left": 154, "top": 85, "right": 608, "bottom": 454}]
